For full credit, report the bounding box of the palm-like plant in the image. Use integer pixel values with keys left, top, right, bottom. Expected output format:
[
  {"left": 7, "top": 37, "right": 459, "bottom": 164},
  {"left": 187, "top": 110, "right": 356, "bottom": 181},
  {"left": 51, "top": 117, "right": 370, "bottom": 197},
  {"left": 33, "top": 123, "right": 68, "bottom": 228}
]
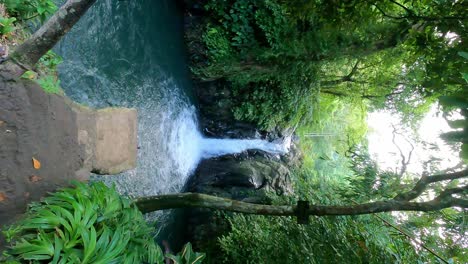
[{"left": 2, "top": 182, "right": 164, "bottom": 264}]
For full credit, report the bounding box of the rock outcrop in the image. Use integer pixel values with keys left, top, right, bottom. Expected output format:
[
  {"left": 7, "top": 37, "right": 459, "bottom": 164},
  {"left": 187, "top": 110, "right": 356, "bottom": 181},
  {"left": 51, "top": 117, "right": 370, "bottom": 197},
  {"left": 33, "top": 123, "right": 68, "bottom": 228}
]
[
  {"left": 183, "top": 144, "right": 301, "bottom": 250},
  {"left": 0, "top": 75, "right": 137, "bottom": 226}
]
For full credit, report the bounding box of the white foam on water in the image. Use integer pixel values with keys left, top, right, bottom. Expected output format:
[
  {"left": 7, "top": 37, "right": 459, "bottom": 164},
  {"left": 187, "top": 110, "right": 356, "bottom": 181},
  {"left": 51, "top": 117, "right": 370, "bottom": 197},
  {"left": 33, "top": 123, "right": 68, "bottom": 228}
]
[{"left": 54, "top": 0, "right": 291, "bottom": 209}]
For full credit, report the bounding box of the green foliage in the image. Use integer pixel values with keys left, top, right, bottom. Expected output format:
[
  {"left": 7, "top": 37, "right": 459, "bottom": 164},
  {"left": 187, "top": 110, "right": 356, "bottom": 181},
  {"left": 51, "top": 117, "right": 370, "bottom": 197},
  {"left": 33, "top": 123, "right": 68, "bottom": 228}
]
[
  {"left": 232, "top": 79, "right": 318, "bottom": 130},
  {"left": 438, "top": 51, "right": 468, "bottom": 162},
  {"left": 166, "top": 242, "right": 205, "bottom": 264},
  {"left": 202, "top": 25, "right": 233, "bottom": 63},
  {"left": 2, "top": 0, "right": 57, "bottom": 23},
  {"left": 38, "top": 50, "right": 63, "bottom": 71},
  {"left": 37, "top": 75, "right": 61, "bottom": 94},
  {"left": 2, "top": 182, "right": 164, "bottom": 264},
  {"left": 35, "top": 51, "right": 64, "bottom": 93},
  {"left": 216, "top": 93, "right": 425, "bottom": 263},
  {"left": 218, "top": 167, "right": 427, "bottom": 264},
  {"left": 296, "top": 94, "right": 368, "bottom": 164},
  {"left": 0, "top": 16, "right": 16, "bottom": 36},
  {"left": 192, "top": 0, "right": 466, "bottom": 129}
]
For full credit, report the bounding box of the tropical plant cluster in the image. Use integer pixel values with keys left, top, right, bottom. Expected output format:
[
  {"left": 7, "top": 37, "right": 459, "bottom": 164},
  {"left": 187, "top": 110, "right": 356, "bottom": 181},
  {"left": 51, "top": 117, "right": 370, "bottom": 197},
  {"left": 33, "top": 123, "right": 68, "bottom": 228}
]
[
  {"left": 0, "top": 0, "right": 63, "bottom": 94},
  {"left": 2, "top": 182, "right": 164, "bottom": 263},
  {"left": 1, "top": 182, "right": 206, "bottom": 264}
]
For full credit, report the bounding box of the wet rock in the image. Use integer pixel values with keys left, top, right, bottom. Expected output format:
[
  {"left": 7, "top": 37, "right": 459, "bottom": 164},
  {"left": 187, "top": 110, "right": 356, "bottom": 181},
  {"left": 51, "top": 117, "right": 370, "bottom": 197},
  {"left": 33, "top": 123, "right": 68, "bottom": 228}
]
[
  {"left": 188, "top": 151, "right": 293, "bottom": 196},
  {"left": 194, "top": 79, "right": 260, "bottom": 139},
  {"left": 184, "top": 146, "right": 299, "bottom": 250}
]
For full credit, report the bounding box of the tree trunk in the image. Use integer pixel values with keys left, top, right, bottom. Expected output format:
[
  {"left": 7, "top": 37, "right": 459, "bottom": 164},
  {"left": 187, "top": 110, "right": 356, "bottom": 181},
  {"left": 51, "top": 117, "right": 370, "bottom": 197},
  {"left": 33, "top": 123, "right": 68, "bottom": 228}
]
[{"left": 2, "top": 0, "right": 97, "bottom": 77}]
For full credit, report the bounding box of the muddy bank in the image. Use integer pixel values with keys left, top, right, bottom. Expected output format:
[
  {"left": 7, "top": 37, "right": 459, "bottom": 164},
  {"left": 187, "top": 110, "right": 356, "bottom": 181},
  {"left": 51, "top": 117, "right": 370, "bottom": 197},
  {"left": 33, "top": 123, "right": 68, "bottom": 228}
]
[{"left": 0, "top": 75, "right": 137, "bottom": 228}]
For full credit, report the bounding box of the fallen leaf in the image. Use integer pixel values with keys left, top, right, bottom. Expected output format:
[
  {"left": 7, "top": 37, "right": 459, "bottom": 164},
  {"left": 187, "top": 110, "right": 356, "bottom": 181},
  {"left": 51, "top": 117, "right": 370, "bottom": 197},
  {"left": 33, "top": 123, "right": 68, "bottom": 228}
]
[
  {"left": 29, "top": 175, "right": 42, "bottom": 183},
  {"left": 24, "top": 192, "right": 30, "bottom": 199},
  {"left": 32, "top": 157, "right": 41, "bottom": 169},
  {"left": 0, "top": 192, "right": 6, "bottom": 202},
  {"left": 21, "top": 70, "right": 37, "bottom": 80},
  {"left": 0, "top": 120, "right": 4, "bottom": 126}
]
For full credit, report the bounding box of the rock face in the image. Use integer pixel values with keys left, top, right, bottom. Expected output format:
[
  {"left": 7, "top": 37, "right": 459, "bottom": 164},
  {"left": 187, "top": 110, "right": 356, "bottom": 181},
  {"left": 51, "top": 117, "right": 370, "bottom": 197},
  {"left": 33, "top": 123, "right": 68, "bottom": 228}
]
[
  {"left": 0, "top": 76, "right": 137, "bottom": 226},
  {"left": 183, "top": 139, "right": 302, "bottom": 250},
  {"left": 195, "top": 79, "right": 260, "bottom": 139},
  {"left": 188, "top": 150, "right": 295, "bottom": 198}
]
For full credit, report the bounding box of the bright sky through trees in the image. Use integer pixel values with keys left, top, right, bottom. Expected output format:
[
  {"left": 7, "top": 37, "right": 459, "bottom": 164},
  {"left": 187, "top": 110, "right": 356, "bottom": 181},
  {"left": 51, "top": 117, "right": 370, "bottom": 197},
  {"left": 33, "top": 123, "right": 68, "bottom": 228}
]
[{"left": 368, "top": 105, "right": 462, "bottom": 175}]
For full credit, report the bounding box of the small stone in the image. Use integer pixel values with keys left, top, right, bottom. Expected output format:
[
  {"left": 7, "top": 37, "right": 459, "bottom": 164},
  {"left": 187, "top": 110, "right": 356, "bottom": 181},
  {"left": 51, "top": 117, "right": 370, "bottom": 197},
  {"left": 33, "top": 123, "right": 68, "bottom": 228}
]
[
  {"left": 0, "top": 45, "right": 8, "bottom": 59},
  {"left": 29, "top": 175, "right": 43, "bottom": 183},
  {"left": 0, "top": 192, "right": 6, "bottom": 202}
]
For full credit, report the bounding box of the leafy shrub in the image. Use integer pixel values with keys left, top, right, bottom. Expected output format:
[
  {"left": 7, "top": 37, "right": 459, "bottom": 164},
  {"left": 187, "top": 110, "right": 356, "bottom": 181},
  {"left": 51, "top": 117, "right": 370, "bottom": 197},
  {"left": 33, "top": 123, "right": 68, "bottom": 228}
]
[
  {"left": 2, "top": 0, "right": 57, "bottom": 23},
  {"left": 37, "top": 75, "right": 61, "bottom": 94},
  {"left": 2, "top": 182, "right": 164, "bottom": 264},
  {"left": 38, "top": 50, "right": 63, "bottom": 71},
  {"left": 166, "top": 242, "right": 205, "bottom": 264},
  {"left": 202, "top": 25, "right": 233, "bottom": 63},
  {"left": 0, "top": 16, "right": 16, "bottom": 37},
  {"left": 33, "top": 50, "right": 64, "bottom": 94},
  {"left": 218, "top": 167, "right": 426, "bottom": 264}
]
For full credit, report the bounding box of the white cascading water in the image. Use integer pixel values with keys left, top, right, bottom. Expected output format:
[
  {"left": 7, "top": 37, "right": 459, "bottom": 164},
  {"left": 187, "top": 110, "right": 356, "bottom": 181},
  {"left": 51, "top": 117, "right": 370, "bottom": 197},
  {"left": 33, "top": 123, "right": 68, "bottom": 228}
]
[
  {"left": 88, "top": 76, "right": 291, "bottom": 200},
  {"left": 54, "top": 0, "right": 291, "bottom": 226}
]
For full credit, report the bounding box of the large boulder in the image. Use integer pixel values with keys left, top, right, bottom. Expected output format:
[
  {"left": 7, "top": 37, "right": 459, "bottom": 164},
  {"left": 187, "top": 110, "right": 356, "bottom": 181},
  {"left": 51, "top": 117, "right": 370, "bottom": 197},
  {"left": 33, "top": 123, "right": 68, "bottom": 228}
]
[
  {"left": 188, "top": 150, "right": 293, "bottom": 198},
  {"left": 92, "top": 108, "right": 137, "bottom": 174},
  {"left": 183, "top": 146, "right": 301, "bottom": 251}
]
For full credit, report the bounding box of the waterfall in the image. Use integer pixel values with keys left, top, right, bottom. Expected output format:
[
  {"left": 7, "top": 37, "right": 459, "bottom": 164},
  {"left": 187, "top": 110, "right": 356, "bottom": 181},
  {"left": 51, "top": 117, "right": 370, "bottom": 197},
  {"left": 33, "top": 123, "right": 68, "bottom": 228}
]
[
  {"left": 61, "top": 74, "right": 290, "bottom": 199},
  {"left": 53, "top": 0, "right": 290, "bottom": 223},
  {"left": 200, "top": 138, "right": 289, "bottom": 158}
]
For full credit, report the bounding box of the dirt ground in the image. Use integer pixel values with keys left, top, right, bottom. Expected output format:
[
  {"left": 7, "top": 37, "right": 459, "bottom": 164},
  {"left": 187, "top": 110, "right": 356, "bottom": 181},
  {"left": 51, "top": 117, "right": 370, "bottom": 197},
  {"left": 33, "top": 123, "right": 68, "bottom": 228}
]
[{"left": 0, "top": 75, "right": 87, "bottom": 246}]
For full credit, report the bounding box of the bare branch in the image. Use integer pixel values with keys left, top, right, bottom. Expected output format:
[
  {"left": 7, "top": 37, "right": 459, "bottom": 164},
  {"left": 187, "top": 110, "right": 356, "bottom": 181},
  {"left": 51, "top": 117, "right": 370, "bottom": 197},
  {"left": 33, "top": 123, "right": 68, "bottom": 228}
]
[
  {"left": 372, "top": 4, "right": 407, "bottom": 20},
  {"left": 391, "top": 124, "right": 415, "bottom": 177},
  {"left": 437, "top": 185, "right": 468, "bottom": 199},
  {"left": 388, "top": 0, "right": 413, "bottom": 15},
  {"left": 394, "top": 169, "right": 468, "bottom": 201},
  {"left": 321, "top": 60, "right": 361, "bottom": 87},
  {"left": 352, "top": 199, "right": 450, "bottom": 263}
]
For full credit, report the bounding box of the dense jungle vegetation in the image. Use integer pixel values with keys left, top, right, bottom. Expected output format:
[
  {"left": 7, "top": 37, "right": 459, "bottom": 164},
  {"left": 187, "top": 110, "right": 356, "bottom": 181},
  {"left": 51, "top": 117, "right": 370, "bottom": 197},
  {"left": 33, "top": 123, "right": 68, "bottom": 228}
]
[
  {"left": 189, "top": 0, "right": 467, "bottom": 263},
  {"left": 1, "top": 0, "right": 466, "bottom": 263}
]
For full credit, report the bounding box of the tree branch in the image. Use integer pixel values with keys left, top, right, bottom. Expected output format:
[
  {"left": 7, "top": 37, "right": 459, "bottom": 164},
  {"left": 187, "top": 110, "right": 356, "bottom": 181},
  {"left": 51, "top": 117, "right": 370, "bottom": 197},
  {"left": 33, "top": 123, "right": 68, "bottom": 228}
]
[
  {"left": 388, "top": 0, "right": 413, "bottom": 15},
  {"left": 321, "top": 60, "right": 361, "bottom": 87},
  {"left": 373, "top": 1, "right": 466, "bottom": 22},
  {"left": 394, "top": 169, "right": 468, "bottom": 201},
  {"left": 1, "top": 0, "right": 97, "bottom": 76},
  {"left": 437, "top": 185, "right": 468, "bottom": 199},
  {"left": 391, "top": 124, "right": 415, "bottom": 177},
  {"left": 135, "top": 190, "right": 468, "bottom": 218}
]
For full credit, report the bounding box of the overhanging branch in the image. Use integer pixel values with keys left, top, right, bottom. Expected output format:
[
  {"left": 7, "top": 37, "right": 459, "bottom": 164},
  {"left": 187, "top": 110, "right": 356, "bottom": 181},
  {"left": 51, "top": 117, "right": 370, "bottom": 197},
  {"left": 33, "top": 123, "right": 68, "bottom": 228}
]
[
  {"left": 394, "top": 169, "right": 468, "bottom": 201},
  {"left": 135, "top": 190, "right": 468, "bottom": 219},
  {"left": 2, "top": 0, "right": 97, "bottom": 76}
]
